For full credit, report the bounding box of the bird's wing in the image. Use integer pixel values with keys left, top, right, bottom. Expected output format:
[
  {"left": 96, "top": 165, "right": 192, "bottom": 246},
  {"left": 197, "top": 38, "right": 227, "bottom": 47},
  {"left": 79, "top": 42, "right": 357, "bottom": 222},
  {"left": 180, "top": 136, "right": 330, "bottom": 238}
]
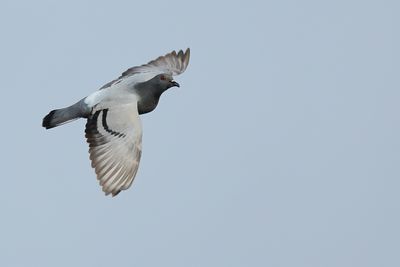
[
  {"left": 122, "top": 48, "right": 190, "bottom": 77},
  {"left": 85, "top": 101, "right": 142, "bottom": 196},
  {"left": 100, "top": 48, "right": 190, "bottom": 89}
]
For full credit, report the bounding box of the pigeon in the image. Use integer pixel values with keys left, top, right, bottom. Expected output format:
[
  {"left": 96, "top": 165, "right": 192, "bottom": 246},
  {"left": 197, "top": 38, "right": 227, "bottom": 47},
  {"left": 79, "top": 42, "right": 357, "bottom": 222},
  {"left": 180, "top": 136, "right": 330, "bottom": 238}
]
[{"left": 42, "top": 48, "right": 190, "bottom": 196}]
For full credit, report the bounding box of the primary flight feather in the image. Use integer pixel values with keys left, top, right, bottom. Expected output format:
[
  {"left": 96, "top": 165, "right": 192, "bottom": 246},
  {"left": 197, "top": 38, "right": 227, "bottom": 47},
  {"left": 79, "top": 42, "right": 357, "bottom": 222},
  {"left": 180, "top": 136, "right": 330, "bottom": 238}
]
[{"left": 42, "top": 48, "right": 190, "bottom": 196}]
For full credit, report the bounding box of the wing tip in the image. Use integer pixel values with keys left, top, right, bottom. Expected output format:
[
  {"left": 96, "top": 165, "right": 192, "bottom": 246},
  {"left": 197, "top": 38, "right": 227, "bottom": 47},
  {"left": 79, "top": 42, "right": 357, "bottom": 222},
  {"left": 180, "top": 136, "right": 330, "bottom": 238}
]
[
  {"left": 184, "top": 48, "right": 190, "bottom": 70},
  {"left": 173, "top": 47, "right": 190, "bottom": 74}
]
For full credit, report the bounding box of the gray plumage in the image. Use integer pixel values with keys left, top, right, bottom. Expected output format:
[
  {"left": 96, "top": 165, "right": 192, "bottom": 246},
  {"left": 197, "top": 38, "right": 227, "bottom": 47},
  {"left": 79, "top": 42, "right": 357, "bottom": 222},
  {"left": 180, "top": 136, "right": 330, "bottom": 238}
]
[
  {"left": 42, "top": 98, "right": 91, "bottom": 129},
  {"left": 42, "top": 48, "right": 190, "bottom": 196}
]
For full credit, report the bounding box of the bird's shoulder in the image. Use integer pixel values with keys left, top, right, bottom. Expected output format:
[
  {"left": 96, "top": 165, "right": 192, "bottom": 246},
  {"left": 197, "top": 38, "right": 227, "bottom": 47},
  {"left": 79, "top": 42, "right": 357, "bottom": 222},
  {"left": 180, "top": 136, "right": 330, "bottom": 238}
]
[
  {"left": 84, "top": 85, "right": 140, "bottom": 111},
  {"left": 99, "top": 71, "right": 157, "bottom": 91}
]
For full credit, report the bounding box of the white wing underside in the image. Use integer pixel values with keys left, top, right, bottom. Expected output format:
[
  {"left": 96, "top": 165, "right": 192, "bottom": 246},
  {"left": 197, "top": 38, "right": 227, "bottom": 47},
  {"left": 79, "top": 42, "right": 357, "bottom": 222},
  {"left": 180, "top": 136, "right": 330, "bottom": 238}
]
[{"left": 85, "top": 100, "right": 142, "bottom": 196}]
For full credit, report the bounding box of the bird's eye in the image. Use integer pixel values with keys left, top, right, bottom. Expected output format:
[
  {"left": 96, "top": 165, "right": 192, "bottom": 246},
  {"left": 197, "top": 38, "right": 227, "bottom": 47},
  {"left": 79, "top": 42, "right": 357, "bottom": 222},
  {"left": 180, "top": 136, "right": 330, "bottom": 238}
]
[{"left": 160, "top": 75, "right": 166, "bottom": 80}]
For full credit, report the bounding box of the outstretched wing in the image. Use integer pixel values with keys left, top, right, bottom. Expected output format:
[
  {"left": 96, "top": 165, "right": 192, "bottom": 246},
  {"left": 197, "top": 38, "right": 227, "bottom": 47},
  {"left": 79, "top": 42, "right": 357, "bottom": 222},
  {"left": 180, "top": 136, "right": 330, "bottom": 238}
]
[
  {"left": 85, "top": 102, "right": 142, "bottom": 196},
  {"left": 122, "top": 48, "right": 190, "bottom": 77},
  {"left": 100, "top": 48, "right": 190, "bottom": 89}
]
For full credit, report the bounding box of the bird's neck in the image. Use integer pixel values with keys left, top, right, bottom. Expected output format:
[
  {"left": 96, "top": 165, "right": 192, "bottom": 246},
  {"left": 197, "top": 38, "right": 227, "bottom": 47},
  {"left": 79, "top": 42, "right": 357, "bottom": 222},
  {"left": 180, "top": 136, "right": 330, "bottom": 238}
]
[{"left": 136, "top": 88, "right": 163, "bottom": 115}]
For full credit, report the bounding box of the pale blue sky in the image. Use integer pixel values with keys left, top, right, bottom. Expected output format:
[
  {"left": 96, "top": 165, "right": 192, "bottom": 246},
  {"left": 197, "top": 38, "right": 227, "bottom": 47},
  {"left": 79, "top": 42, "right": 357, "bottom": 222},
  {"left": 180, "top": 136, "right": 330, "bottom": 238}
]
[{"left": 1, "top": 0, "right": 399, "bottom": 266}]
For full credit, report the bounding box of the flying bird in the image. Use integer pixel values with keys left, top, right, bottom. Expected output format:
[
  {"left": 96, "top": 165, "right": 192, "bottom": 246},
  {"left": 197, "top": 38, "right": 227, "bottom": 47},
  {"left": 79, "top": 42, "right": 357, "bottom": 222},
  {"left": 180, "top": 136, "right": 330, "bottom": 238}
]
[{"left": 42, "top": 48, "right": 190, "bottom": 196}]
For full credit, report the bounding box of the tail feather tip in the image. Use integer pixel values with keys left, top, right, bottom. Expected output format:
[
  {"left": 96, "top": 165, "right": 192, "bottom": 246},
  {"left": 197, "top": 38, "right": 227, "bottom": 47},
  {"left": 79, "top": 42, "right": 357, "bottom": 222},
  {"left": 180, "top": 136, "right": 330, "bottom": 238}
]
[{"left": 42, "top": 110, "right": 56, "bottom": 129}]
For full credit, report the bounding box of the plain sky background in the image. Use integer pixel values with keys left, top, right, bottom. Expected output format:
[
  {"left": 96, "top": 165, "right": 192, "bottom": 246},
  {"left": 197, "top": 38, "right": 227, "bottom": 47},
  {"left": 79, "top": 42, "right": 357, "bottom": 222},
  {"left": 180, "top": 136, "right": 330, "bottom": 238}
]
[{"left": 0, "top": 0, "right": 399, "bottom": 266}]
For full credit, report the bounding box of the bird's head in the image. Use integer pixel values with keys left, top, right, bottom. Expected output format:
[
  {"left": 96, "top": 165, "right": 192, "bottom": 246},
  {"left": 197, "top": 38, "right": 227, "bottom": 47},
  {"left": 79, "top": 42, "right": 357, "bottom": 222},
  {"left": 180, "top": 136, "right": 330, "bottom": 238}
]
[{"left": 157, "top": 74, "right": 180, "bottom": 91}]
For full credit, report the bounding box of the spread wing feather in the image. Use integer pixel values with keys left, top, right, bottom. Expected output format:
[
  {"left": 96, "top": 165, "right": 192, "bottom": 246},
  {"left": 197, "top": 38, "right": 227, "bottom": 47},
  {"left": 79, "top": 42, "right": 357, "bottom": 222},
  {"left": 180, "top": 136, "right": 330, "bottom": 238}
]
[
  {"left": 122, "top": 48, "right": 190, "bottom": 77},
  {"left": 85, "top": 102, "right": 142, "bottom": 196},
  {"left": 100, "top": 48, "right": 190, "bottom": 89}
]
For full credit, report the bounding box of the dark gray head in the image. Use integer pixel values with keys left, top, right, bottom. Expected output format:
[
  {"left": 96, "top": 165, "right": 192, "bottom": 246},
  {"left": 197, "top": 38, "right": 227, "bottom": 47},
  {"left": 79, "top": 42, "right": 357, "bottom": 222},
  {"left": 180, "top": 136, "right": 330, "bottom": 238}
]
[
  {"left": 158, "top": 73, "right": 180, "bottom": 90},
  {"left": 149, "top": 73, "right": 180, "bottom": 92},
  {"left": 135, "top": 73, "right": 180, "bottom": 94}
]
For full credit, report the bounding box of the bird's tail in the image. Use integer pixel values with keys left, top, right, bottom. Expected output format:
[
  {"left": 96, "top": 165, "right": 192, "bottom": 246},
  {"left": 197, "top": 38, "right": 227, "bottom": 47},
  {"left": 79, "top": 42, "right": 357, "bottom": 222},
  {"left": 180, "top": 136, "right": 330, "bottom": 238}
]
[{"left": 42, "top": 99, "right": 90, "bottom": 129}]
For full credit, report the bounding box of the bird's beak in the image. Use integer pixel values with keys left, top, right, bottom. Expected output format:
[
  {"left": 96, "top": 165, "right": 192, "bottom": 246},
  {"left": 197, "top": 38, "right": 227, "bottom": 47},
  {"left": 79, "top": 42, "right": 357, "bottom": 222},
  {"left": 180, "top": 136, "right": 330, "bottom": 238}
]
[{"left": 170, "top": 81, "right": 180, "bottom": 88}]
